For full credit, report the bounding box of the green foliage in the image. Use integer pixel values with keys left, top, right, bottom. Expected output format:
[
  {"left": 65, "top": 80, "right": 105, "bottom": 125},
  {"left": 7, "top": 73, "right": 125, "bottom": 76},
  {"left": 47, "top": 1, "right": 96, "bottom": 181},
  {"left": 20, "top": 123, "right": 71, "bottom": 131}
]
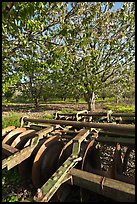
[
  {"left": 2, "top": 168, "right": 21, "bottom": 202},
  {"left": 104, "top": 104, "right": 135, "bottom": 113},
  {"left": 2, "top": 195, "right": 18, "bottom": 202},
  {"left": 41, "top": 113, "right": 54, "bottom": 120},
  {"left": 96, "top": 97, "right": 116, "bottom": 103},
  {"left": 2, "top": 2, "right": 135, "bottom": 108},
  {"left": 2, "top": 168, "right": 21, "bottom": 184},
  {"left": 4, "top": 89, "right": 15, "bottom": 101},
  {"left": 2, "top": 112, "right": 21, "bottom": 128}
]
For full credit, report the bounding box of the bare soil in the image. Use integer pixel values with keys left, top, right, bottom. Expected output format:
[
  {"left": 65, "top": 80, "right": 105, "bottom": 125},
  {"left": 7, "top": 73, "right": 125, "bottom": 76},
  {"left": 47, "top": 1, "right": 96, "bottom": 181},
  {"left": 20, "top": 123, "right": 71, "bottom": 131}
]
[{"left": 2, "top": 102, "right": 104, "bottom": 118}]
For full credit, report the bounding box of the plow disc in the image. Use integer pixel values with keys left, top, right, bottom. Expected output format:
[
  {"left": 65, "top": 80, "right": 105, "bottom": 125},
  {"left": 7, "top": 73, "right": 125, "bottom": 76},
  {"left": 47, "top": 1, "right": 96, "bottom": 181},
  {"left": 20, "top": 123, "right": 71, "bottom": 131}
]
[
  {"left": 2, "top": 128, "right": 27, "bottom": 145},
  {"left": 2, "top": 126, "right": 16, "bottom": 137},
  {"left": 32, "top": 136, "right": 64, "bottom": 188}
]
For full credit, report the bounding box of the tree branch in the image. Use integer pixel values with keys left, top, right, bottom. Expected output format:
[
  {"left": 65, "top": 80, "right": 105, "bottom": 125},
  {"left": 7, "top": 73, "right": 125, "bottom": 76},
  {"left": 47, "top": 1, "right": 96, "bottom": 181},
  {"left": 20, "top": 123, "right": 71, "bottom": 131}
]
[{"left": 2, "top": 2, "right": 14, "bottom": 14}]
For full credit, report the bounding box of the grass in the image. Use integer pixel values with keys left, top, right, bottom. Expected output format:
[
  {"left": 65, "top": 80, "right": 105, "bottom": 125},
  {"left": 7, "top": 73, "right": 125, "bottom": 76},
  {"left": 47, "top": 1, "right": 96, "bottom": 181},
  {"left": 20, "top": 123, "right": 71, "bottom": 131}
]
[
  {"left": 2, "top": 112, "right": 22, "bottom": 129},
  {"left": 104, "top": 104, "right": 135, "bottom": 113},
  {"left": 58, "top": 108, "right": 77, "bottom": 114},
  {"left": 2, "top": 111, "right": 54, "bottom": 129}
]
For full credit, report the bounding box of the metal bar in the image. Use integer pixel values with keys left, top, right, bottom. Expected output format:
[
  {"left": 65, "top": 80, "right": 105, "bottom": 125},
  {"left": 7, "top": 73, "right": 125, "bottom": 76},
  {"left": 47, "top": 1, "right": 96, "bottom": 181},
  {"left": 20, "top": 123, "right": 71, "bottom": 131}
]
[
  {"left": 69, "top": 168, "right": 135, "bottom": 202},
  {"left": 72, "top": 129, "right": 90, "bottom": 156},
  {"left": 34, "top": 129, "right": 90, "bottom": 202},
  {"left": 96, "top": 137, "right": 135, "bottom": 146},
  {"left": 98, "top": 130, "right": 135, "bottom": 138},
  {"left": 73, "top": 129, "right": 90, "bottom": 144},
  {"left": 35, "top": 125, "right": 59, "bottom": 138},
  {"left": 23, "top": 118, "right": 135, "bottom": 134},
  {"left": 2, "top": 145, "right": 36, "bottom": 170},
  {"left": 35, "top": 156, "right": 82, "bottom": 202},
  {"left": 2, "top": 143, "right": 19, "bottom": 156},
  {"left": 56, "top": 112, "right": 135, "bottom": 117}
]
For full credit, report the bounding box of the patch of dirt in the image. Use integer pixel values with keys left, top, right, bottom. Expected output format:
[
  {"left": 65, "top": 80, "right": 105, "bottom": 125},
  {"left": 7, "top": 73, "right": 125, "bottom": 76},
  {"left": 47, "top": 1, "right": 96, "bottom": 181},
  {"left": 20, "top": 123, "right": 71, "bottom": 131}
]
[{"left": 2, "top": 102, "right": 104, "bottom": 118}]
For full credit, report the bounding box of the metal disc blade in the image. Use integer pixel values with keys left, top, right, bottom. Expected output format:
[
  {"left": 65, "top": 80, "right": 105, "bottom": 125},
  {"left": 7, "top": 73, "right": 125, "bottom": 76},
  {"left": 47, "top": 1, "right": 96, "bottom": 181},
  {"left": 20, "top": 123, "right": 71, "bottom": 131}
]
[
  {"left": 2, "top": 128, "right": 27, "bottom": 145},
  {"left": 57, "top": 140, "right": 73, "bottom": 168},
  {"left": 80, "top": 140, "right": 101, "bottom": 202},
  {"left": 2, "top": 126, "right": 16, "bottom": 137},
  {"left": 11, "top": 129, "right": 36, "bottom": 150},
  {"left": 18, "top": 138, "right": 47, "bottom": 179},
  {"left": 32, "top": 136, "right": 64, "bottom": 188}
]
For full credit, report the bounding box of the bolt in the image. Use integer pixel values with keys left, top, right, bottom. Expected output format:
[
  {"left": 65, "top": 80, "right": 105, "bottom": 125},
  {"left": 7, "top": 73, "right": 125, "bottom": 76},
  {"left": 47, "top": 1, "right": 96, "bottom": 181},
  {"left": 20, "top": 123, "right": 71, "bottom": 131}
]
[
  {"left": 58, "top": 170, "right": 63, "bottom": 174},
  {"left": 53, "top": 176, "right": 58, "bottom": 181}
]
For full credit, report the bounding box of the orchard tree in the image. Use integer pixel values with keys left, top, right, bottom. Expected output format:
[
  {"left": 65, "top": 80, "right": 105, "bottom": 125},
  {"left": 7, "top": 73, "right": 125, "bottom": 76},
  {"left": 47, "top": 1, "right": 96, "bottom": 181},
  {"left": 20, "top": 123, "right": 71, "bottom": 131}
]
[
  {"left": 62, "top": 2, "right": 135, "bottom": 111},
  {"left": 17, "top": 56, "right": 53, "bottom": 107},
  {"left": 2, "top": 2, "right": 69, "bottom": 102},
  {"left": 2, "top": 2, "right": 135, "bottom": 111}
]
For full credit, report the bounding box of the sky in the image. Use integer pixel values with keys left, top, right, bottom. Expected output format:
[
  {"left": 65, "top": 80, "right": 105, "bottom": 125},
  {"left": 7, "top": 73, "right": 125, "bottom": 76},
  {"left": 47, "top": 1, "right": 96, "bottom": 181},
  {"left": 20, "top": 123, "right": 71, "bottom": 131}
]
[
  {"left": 112, "top": 2, "right": 123, "bottom": 10},
  {"left": 68, "top": 2, "right": 123, "bottom": 12}
]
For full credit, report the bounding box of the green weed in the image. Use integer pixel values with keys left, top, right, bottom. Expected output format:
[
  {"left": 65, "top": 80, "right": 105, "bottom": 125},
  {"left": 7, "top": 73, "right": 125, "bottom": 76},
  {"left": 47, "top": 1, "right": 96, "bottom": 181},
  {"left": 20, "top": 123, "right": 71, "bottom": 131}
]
[
  {"left": 104, "top": 104, "right": 135, "bottom": 113},
  {"left": 2, "top": 168, "right": 21, "bottom": 202},
  {"left": 2, "top": 112, "right": 22, "bottom": 128}
]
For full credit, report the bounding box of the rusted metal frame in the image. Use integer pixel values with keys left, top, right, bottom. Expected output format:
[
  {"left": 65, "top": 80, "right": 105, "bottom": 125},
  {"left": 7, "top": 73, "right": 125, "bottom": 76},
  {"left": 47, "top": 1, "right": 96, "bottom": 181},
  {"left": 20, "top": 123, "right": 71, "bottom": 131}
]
[
  {"left": 2, "top": 145, "right": 36, "bottom": 170},
  {"left": 69, "top": 168, "right": 135, "bottom": 202},
  {"left": 75, "top": 110, "right": 88, "bottom": 121},
  {"left": 28, "top": 124, "right": 52, "bottom": 130},
  {"left": 34, "top": 129, "right": 92, "bottom": 202},
  {"left": 34, "top": 156, "right": 82, "bottom": 202},
  {"left": 98, "top": 130, "right": 135, "bottom": 138},
  {"left": 2, "top": 143, "right": 18, "bottom": 156},
  {"left": 22, "top": 118, "right": 135, "bottom": 134},
  {"left": 2, "top": 126, "right": 16, "bottom": 137},
  {"left": 34, "top": 125, "right": 60, "bottom": 139},
  {"left": 2, "top": 126, "right": 60, "bottom": 170},
  {"left": 55, "top": 110, "right": 88, "bottom": 121},
  {"left": 96, "top": 137, "right": 135, "bottom": 146},
  {"left": 72, "top": 129, "right": 91, "bottom": 156},
  {"left": 55, "top": 112, "right": 135, "bottom": 117},
  {"left": 82, "top": 112, "right": 135, "bottom": 118}
]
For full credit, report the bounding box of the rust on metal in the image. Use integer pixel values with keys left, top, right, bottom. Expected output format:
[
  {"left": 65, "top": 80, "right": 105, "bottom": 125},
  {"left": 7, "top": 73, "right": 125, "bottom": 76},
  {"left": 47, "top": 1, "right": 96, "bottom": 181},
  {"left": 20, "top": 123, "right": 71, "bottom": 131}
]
[
  {"left": 2, "top": 128, "right": 27, "bottom": 145},
  {"left": 32, "top": 136, "right": 64, "bottom": 188},
  {"left": 98, "top": 130, "right": 134, "bottom": 138},
  {"left": 18, "top": 126, "right": 59, "bottom": 179},
  {"left": 2, "top": 145, "right": 36, "bottom": 170},
  {"left": 80, "top": 140, "right": 101, "bottom": 202},
  {"left": 69, "top": 168, "right": 135, "bottom": 202},
  {"left": 37, "top": 156, "right": 82, "bottom": 202},
  {"left": 22, "top": 118, "right": 135, "bottom": 134},
  {"left": 2, "top": 112, "right": 135, "bottom": 202},
  {"left": 96, "top": 136, "right": 135, "bottom": 146},
  {"left": 56, "top": 129, "right": 90, "bottom": 202},
  {"left": 2, "top": 126, "right": 16, "bottom": 137},
  {"left": 2, "top": 143, "right": 19, "bottom": 157},
  {"left": 11, "top": 129, "right": 36, "bottom": 149},
  {"left": 55, "top": 112, "right": 135, "bottom": 117}
]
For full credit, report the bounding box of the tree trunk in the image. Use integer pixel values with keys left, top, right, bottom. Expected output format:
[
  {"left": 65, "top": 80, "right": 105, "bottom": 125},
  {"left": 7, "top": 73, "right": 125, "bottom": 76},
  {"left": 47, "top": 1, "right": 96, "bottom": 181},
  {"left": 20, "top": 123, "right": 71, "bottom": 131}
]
[
  {"left": 34, "top": 98, "right": 39, "bottom": 108},
  {"left": 75, "top": 96, "right": 79, "bottom": 103},
  {"left": 85, "top": 92, "right": 95, "bottom": 112}
]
